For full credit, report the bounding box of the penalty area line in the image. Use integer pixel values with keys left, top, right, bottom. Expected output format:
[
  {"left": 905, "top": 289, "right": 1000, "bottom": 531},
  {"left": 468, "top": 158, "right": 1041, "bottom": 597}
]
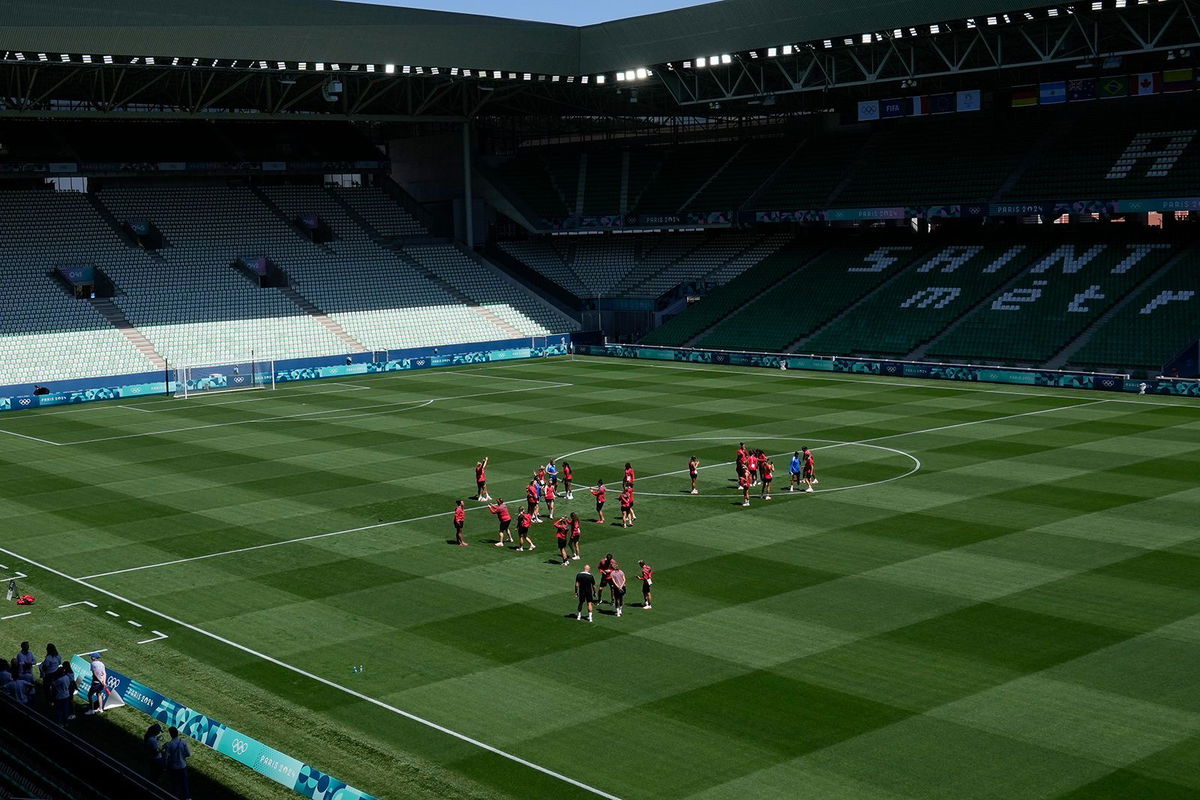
[{"left": 0, "top": 545, "right": 622, "bottom": 800}]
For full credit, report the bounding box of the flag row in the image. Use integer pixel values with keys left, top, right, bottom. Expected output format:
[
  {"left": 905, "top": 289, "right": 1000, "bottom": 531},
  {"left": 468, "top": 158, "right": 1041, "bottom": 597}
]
[
  {"left": 857, "top": 90, "right": 981, "bottom": 121},
  {"left": 1013, "top": 70, "right": 1197, "bottom": 107}
]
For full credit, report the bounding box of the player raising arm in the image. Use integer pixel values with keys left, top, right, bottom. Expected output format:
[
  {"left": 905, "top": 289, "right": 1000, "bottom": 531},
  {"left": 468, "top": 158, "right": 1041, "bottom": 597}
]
[
  {"left": 474, "top": 457, "right": 490, "bottom": 502},
  {"left": 569, "top": 511, "right": 583, "bottom": 561},
  {"left": 554, "top": 516, "right": 571, "bottom": 565},
  {"left": 688, "top": 455, "right": 700, "bottom": 495}
]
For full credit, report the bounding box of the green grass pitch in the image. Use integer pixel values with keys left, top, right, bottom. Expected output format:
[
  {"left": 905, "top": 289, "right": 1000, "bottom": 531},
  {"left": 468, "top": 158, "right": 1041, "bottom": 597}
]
[{"left": 1, "top": 356, "right": 1198, "bottom": 800}]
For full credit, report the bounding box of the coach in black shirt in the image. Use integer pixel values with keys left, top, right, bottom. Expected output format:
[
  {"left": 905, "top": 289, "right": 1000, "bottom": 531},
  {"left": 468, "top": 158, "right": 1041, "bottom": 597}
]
[{"left": 575, "top": 564, "right": 596, "bottom": 623}]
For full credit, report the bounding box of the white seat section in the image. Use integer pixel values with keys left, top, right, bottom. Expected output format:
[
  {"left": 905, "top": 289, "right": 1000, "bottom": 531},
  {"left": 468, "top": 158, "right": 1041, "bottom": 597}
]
[
  {"left": 330, "top": 186, "right": 427, "bottom": 237},
  {"left": 0, "top": 190, "right": 157, "bottom": 385}
]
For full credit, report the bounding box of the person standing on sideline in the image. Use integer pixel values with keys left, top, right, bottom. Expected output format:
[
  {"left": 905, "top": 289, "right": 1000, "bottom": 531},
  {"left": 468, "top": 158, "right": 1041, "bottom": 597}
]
[
  {"left": 590, "top": 480, "right": 607, "bottom": 524},
  {"left": 802, "top": 446, "right": 817, "bottom": 493},
  {"left": 636, "top": 560, "right": 654, "bottom": 609},
  {"left": 85, "top": 652, "right": 108, "bottom": 715},
  {"left": 14, "top": 642, "right": 35, "bottom": 681},
  {"left": 143, "top": 723, "right": 165, "bottom": 780},
  {"left": 789, "top": 450, "right": 802, "bottom": 492},
  {"left": 610, "top": 564, "right": 627, "bottom": 617},
  {"left": 569, "top": 511, "right": 583, "bottom": 561},
  {"left": 474, "top": 457, "right": 491, "bottom": 502},
  {"left": 453, "top": 500, "right": 468, "bottom": 546},
  {"left": 554, "top": 516, "right": 571, "bottom": 566},
  {"left": 562, "top": 462, "right": 575, "bottom": 500},
  {"left": 52, "top": 664, "right": 75, "bottom": 724},
  {"left": 164, "top": 726, "right": 192, "bottom": 800},
  {"left": 574, "top": 564, "right": 596, "bottom": 622},
  {"left": 516, "top": 507, "right": 535, "bottom": 551},
  {"left": 39, "top": 644, "right": 62, "bottom": 710},
  {"left": 488, "top": 499, "right": 514, "bottom": 547},
  {"left": 688, "top": 455, "right": 700, "bottom": 494}
]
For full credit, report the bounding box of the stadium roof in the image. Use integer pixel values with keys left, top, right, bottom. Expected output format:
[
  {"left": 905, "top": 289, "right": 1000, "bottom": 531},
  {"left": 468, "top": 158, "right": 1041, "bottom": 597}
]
[{"left": 5, "top": 0, "right": 1052, "bottom": 76}]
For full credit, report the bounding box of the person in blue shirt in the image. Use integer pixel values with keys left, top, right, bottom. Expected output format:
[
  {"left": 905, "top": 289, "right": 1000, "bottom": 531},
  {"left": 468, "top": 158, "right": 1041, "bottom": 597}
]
[
  {"left": 545, "top": 460, "right": 558, "bottom": 491},
  {"left": 789, "top": 451, "right": 802, "bottom": 492}
]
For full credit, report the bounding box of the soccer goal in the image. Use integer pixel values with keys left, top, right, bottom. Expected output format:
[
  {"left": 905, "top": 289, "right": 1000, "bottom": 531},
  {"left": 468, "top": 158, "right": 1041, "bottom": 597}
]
[{"left": 174, "top": 360, "right": 276, "bottom": 398}]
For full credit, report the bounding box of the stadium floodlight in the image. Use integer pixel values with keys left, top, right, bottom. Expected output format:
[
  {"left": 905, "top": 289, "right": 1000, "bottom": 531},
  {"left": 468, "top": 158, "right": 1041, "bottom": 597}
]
[
  {"left": 823, "top": 39, "right": 832, "bottom": 48},
  {"left": 384, "top": 63, "right": 395, "bottom": 74},
  {"left": 415, "top": 66, "right": 424, "bottom": 74},
  {"left": 595, "top": 75, "right": 604, "bottom": 84},
  {"left": 616, "top": 71, "right": 626, "bottom": 81},
  {"left": 1115, "top": 0, "right": 1126, "bottom": 6},
  {"left": 523, "top": 72, "right": 532, "bottom": 80},
  {"left": 38, "top": 53, "right": 48, "bottom": 61},
  {"left": 507, "top": 72, "right": 516, "bottom": 79},
  {"left": 173, "top": 57, "right": 181, "bottom": 65},
  {"left": 710, "top": 55, "right": 720, "bottom": 64},
  {"left": 782, "top": 44, "right": 794, "bottom": 55},
  {"left": 749, "top": 50, "right": 759, "bottom": 59},
  {"left": 402, "top": 65, "right": 411, "bottom": 73},
  {"left": 278, "top": 61, "right": 287, "bottom": 69},
  {"left": 450, "top": 67, "right": 458, "bottom": 75},
  {"left": 315, "top": 62, "right": 325, "bottom": 71},
  {"left": 103, "top": 54, "right": 114, "bottom": 63},
  {"left": 493, "top": 70, "right": 502, "bottom": 78},
  {"left": 60, "top": 53, "right": 70, "bottom": 62},
  {"left": 844, "top": 37, "right": 854, "bottom": 45},
  {"left": 299, "top": 62, "right": 308, "bottom": 70},
  {"left": 82, "top": 54, "right": 92, "bottom": 63},
  {"left": 720, "top": 54, "right": 732, "bottom": 64},
  {"left": 636, "top": 67, "right": 648, "bottom": 79},
  {"left": 987, "top": 15, "right": 999, "bottom": 24},
  {"left": 696, "top": 57, "right": 707, "bottom": 67},
  {"left": 581, "top": 75, "right": 589, "bottom": 83},
  {"left": 1091, "top": 0, "right": 1102, "bottom": 6},
  {"left": 893, "top": 29, "right": 903, "bottom": 37},
  {"left": 861, "top": 33, "right": 872, "bottom": 44},
  {"left": 767, "top": 46, "right": 778, "bottom": 57},
  {"left": 191, "top": 58, "right": 200, "bottom": 66},
  {"left": 14, "top": 52, "right": 25, "bottom": 60},
  {"left": 431, "top": 67, "right": 440, "bottom": 74},
  {"left": 929, "top": 24, "right": 939, "bottom": 34},
  {"left": 145, "top": 56, "right": 155, "bottom": 65}
]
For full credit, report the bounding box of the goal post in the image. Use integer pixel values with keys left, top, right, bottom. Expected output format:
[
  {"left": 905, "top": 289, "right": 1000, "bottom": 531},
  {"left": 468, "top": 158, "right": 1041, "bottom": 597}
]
[{"left": 174, "top": 359, "right": 276, "bottom": 398}]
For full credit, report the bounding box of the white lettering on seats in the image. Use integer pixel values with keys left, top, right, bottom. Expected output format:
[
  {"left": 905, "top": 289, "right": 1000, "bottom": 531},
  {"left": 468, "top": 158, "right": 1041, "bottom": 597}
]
[
  {"left": 1139, "top": 290, "right": 1196, "bottom": 315},
  {"left": 991, "top": 281, "right": 1048, "bottom": 311},
  {"left": 1067, "top": 285, "right": 1105, "bottom": 313},
  {"left": 1111, "top": 243, "right": 1172, "bottom": 274},
  {"left": 982, "top": 245, "right": 1027, "bottom": 274},
  {"left": 1105, "top": 130, "right": 1196, "bottom": 180},
  {"left": 1029, "top": 244, "right": 1106, "bottom": 275},
  {"left": 916, "top": 246, "right": 983, "bottom": 274},
  {"left": 900, "top": 287, "right": 962, "bottom": 309},
  {"left": 849, "top": 246, "right": 914, "bottom": 273}
]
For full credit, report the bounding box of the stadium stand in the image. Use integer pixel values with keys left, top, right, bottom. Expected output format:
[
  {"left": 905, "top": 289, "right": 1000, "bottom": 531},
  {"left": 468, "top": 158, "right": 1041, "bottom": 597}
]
[
  {"left": 330, "top": 186, "right": 427, "bottom": 238},
  {"left": 696, "top": 238, "right": 930, "bottom": 352},
  {"left": 1069, "top": 243, "right": 1200, "bottom": 372},
  {"left": 926, "top": 239, "right": 1179, "bottom": 364}
]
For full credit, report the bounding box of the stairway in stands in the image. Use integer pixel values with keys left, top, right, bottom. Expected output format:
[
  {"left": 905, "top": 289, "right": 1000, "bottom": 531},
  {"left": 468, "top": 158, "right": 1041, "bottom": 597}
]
[
  {"left": 278, "top": 287, "right": 368, "bottom": 352},
  {"left": 90, "top": 298, "right": 167, "bottom": 369}
]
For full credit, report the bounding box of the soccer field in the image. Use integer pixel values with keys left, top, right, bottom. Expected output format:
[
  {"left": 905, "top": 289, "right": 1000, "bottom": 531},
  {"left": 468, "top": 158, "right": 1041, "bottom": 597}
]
[{"left": 1, "top": 355, "right": 1199, "bottom": 800}]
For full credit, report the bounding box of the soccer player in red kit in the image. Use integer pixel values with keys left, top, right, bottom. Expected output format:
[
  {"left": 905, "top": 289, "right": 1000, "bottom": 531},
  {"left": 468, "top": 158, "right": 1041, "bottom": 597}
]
[
  {"left": 453, "top": 499, "right": 467, "bottom": 546},
  {"left": 624, "top": 463, "right": 637, "bottom": 520},
  {"left": 688, "top": 455, "right": 700, "bottom": 494},
  {"left": 488, "top": 500, "right": 513, "bottom": 547},
  {"left": 590, "top": 480, "right": 607, "bottom": 524},
  {"left": 636, "top": 560, "right": 653, "bottom": 609},
  {"left": 516, "top": 508, "right": 535, "bottom": 551},
  {"left": 739, "top": 472, "right": 752, "bottom": 507},
  {"left": 554, "top": 516, "right": 571, "bottom": 565},
  {"left": 735, "top": 443, "right": 748, "bottom": 480},
  {"left": 525, "top": 479, "right": 541, "bottom": 522},
  {"left": 802, "top": 446, "right": 816, "bottom": 493},
  {"left": 569, "top": 511, "right": 583, "bottom": 561},
  {"left": 747, "top": 450, "right": 759, "bottom": 486},
  {"left": 619, "top": 485, "right": 633, "bottom": 528},
  {"left": 474, "top": 457, "right": 490, "bottom": 501},
  {"left": 624, "top": 462, "right": 635, "bottom": 487},
  {"left": 596, "top": 553, "right": 618, "bottom": 605},
  {"left": 542, "top": 480, "right": 556, "bottom": 521},
  {"left": 562, "top": 462, "right": 574, "bottom": 500},
  {"left": 760, "top": 456, "right": 774, "bottom": 501}
]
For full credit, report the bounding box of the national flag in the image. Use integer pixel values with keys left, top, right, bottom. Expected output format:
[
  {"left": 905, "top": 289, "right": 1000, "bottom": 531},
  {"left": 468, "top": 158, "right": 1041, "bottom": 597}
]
[
  {"left": 1099, "top": 75, "right": 1129, "bottom": 99},
  {"left": 956, "top": 89, "right": 982, "bottom": 112},
  {"left": 857, "top": 99, "right": 880, "bottom": 121},
  {"left": 1134, "top": 72, "right": 1160, "bottom": 95},
  {"left": 881, "top": 97, "right": 912, "bottom": 118},
  {"left": 1162, "top": 68, "right": 1195, "bottom": 93},
  {"left": 1011, "top": 86, "right": 1038, "bottom": 108},
  {"left": 912, "top": 95, "right": 929, "bottom": 116},
  {"left": 1040, "top": 81, "right": 1067, "bottom": 104},
  {"left": 930, "top": 93, "right": 955, "bottom": 114},
  {"left": 1067, "top": 78, "right": 1097, "bottom": 102}
]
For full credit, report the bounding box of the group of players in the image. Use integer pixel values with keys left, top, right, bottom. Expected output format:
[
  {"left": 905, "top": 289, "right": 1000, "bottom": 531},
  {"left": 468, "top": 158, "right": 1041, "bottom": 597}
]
[{"left": 449, "top": 444, "right": 818, "bottom": 622}]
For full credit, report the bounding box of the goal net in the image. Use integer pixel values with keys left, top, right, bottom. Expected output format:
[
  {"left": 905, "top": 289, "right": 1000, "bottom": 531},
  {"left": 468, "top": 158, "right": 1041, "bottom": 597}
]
[{"left": 174, "top": 360, "right": 275, "bottom": 398}]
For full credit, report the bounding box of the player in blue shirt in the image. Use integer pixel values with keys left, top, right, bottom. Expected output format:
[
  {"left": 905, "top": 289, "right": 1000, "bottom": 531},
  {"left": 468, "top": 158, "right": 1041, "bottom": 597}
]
[
  {"left": 545, "top": 460, "right": 558, "bottom": 491},
  {"left": 789, "top": 451, "right": 802, "bottom": 492}
]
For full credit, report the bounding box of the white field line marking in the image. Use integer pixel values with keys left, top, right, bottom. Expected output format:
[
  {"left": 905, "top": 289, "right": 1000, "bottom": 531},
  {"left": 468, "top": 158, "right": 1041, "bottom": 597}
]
[
  {"left": 0, "top": 572, "right": 27, "bottom": 581},
  {"left": 133, "top": 383, "right": 373, "bottom": 412},
  {"left": 42, "top": 382, "right": 572, "bottom": 446},
  {"left": 1, "top": 545, "right": 622, "bottom": 800},
  {"left": 137, "top": 630, "right": 168, "bottom": 645},
  {"left": 79, "top": 504, "right": 500, "bottom": 580},
  {"left": 58, "top": 601, "right": 97, "bottom": 609},
  {"left": 576, "top": 356, "right": 1200, "bottom": 409},
  {"left": 105, "top": 610, "right": 120, "bottom": 617},
  {"left": 118, "top": 405, "right": 154, "bottom": 413},
  {"left": 127, "top": 620, "right": 143, "bottom": 628},
  {"left": 0, "top": 427, "right": 60, "bottom": 446},
  {"left": 1, "top": 611, "right": 31, "bottom": 620},
  {"left": 74, "top": 647, "right": 107, "bottom": 656}
]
